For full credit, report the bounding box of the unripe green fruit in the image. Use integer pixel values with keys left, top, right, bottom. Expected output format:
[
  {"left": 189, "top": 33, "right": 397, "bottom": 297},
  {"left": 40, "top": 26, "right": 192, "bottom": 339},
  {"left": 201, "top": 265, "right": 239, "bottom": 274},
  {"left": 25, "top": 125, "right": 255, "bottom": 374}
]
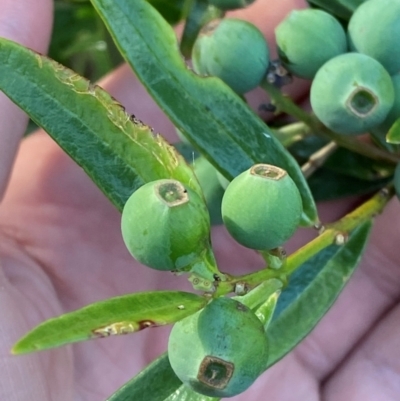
[
  {"left": 275, "top": 9, "right": 347, "bottom": 79},
  {"left": 348, "top": 0, "right": 400, "bottom": 75},
  {"left": 121, "top": 179, "right": 211, "bottom": 271},
  {"left": 168, "top": 297, "right": 268, "bottom": 397},
  {"left": 221, "top": 164, "right": 302, "bottom": 250},
  {"left": 192, "top": 18, "right": 270, "bottom": 94},
  {"left": 373, "top": 74, "right": 400, "bottom": 134},
  {"left": 310, "top": 53, "right": 395, "bottom": 135},
  {"left": 208, "top": 0, "right": 255, "bottom": 10}
]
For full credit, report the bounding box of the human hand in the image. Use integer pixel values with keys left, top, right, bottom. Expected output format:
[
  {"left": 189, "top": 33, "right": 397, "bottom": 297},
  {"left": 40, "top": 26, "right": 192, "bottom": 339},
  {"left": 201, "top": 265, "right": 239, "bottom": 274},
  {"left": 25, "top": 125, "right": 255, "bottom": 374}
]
[{"left": 0, "top": 1, "right": 400, "bottom": 400}]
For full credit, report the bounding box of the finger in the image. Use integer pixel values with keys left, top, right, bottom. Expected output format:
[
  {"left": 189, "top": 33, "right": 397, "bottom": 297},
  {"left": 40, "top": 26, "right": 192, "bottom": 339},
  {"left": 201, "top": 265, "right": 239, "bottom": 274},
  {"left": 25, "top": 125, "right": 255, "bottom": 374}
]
[
  {"left": 0, "top": 237, "right": 73, "bottom": 401},
  {"left": 0, "top": 0, "right": 53, "bottom": 201},
  {"left": 322, "top": 302, "right": 400, "bottom": 401}
]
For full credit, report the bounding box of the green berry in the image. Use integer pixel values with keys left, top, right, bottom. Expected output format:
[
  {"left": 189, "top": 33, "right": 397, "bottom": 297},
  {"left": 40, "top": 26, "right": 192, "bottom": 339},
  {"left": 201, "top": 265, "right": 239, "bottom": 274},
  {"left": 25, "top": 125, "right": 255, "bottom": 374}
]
[
  {"left": 373, "top": 74, "right": 400, "bottom": 134},
  {"left": 310, "top": 53, "right": 395, "bottom": 135},
  {"left": 192, "top": 18, "right": 270, "bottom": 94},
  {"left": 348, "top": 0, "right": 400, "bottom": 75},
  {"left": 168, "top": 297, "right": 268, "bottom": 397},
  {"left": 121, "top": 179, "right": 211, "bottom": 271},
  {"left": 208, "top": 0, "right": 256, "bottom": 10},
  {"left": 275, "top": 9, "right": 347, "bottom": 79},
  {"left": 221, "top": 164, "right": 302, "bottom": 250}
]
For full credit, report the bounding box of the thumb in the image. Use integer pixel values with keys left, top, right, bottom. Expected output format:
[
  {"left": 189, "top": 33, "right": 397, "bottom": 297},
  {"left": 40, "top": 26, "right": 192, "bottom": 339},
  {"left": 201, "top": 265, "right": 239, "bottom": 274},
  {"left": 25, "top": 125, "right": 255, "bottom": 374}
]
[{"left": 0, "top": 0, "right": 53, "bottom": 200}]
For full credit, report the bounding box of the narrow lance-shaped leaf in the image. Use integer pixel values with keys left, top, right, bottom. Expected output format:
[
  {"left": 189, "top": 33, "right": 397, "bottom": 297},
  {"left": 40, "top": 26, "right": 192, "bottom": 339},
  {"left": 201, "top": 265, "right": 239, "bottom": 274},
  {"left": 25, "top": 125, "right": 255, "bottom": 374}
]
[
  {"left": 180, "top": 0, "right": 223, "bottom": 58},
  {"left": 106, "top": 354, "right": 182, "bottom": 401},
  {"left": 12, "top": 291, "right": 207, "bottom": 355},
  {"left": 266, "top": 220, "right": 372, "bottom": 366},
  {"left": 90, "top": 0, "right": 319, "bottom": 226},
  {"left": 0, "top": 38, "right": 202, "bottom": 211}
]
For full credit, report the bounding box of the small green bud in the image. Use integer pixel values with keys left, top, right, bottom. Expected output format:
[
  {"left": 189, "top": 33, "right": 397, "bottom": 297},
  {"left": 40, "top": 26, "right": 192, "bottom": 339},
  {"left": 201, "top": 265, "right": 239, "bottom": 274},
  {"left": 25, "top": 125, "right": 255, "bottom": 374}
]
[
  {"left": 121, "top": 179, "right": 211, "bottom": 271},
  {"left": 208, "top": 0, "right": 256, "bottom": 10},
  {"left": 192, "top": 18, "right": 270, "bottom": 94},
  {"left": 310, "top": 53, "right": 395, "bottom": 135},
  {"left": 348, "top": 0, "right": 400, "bottom": 75},
  {"left": 275, "top": 9, "right": 347, "bottom": 79},
  {"left": 221, "top": 164, "right": 302, "bottom": 250},
  {"left": 168, "top": 297, "right": 268, "bottom": 397}
]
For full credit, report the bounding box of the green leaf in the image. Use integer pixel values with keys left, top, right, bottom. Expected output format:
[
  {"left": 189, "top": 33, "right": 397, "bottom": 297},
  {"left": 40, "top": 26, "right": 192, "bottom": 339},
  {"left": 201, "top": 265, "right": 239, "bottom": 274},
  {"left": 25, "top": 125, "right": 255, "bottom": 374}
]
[
  {"left": 105, "top": 224, "right": 371, "bottom": 401},
  {"left": 0, "top": 38, "right": 202, "bottom": 211},
  {"left": 90, "top": 0, "right": 318, "bottom": 226},
  {"left": 180, "top": 0, "right": 223, "bottom": 58},
  {"left": 309, "top": 168, "right": 392, "bottom": 202},
  {"left": 386, "top": 117, "right": 400, "bottom": 144},
  {"left": 165, "top": 386, "right": 218, "bottom": 401},
  {"left": 266, "top": 220, "right": 372, "bottom": 366},
  {"left": 324, "top": 148, "right": 393, "bottom": 181},
  {"left": 107, "top": 354, "right": 182, "bottom": 401},
  {"left": 12, "top": 291, "right": 207, "bottom": 354},
  {"left": 307, "top": 0, "right": 365, "bottom": 20},
  {"left": 290, "top": 136, "right": 392, "bottom": 181}
]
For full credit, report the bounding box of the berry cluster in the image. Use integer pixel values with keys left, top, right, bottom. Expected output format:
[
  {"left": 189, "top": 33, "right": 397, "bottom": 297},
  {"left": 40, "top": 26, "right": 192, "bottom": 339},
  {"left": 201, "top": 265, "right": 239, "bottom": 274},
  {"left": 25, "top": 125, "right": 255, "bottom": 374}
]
[
  {"left": 120, "top": 163, "right": 301, "bottom": 396},
  {"left": 119, "top": 0, "right": 399, "bottom": 397}
]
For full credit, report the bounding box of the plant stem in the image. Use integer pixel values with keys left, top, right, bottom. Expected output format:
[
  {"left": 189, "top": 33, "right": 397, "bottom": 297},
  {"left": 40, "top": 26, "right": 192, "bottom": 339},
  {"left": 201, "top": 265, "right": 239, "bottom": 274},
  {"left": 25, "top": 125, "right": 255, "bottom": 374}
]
[
  {"left": 284, "top": 187, "right": 393, "bottom": 275},
  {"left": 261, "top": 81, "right": 399, "bottom": 164},
  {"left": 302, "top": 141, "right": 338, "bottom": 178},
  {"left": 214, "top": 186, "right": 394, "bottom": 296},
  {"left": 273, "top": 121, "right": 312, "bottom": 147}
]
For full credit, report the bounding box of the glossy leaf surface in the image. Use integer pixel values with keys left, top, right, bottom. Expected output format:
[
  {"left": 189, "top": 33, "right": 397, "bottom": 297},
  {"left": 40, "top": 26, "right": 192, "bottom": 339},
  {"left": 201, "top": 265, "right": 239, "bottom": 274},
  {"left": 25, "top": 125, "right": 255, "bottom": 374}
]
[
  {"left": 13, "top": 291, "right": 207, "bottom": 354},
  {"left": 266, "top": 220, "right": 372, "bottom": 366},
  {"left": 0, "top": 38, "right": 201, "bottom": 211},
  {"left": 90, "top": 0, "right": 318, "bottom": 225}
]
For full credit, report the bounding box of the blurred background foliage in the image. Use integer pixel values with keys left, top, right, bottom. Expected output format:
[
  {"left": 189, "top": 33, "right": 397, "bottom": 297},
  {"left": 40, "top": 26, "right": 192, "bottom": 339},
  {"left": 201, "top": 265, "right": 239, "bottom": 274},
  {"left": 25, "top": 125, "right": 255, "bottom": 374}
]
[
  {"left": 50, "top": 0, "right": 189, "bottom": 81},
  {"left": 51, "top": 0, "right": 122, "bottom": 81}
]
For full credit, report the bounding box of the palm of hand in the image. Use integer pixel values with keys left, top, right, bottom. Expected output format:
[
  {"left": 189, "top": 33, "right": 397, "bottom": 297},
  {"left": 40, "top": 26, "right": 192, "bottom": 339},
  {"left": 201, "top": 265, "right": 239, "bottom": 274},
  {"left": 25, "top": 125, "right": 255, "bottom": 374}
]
[{"left": 1, "top": 1, "right": 400, "bottom": 400}]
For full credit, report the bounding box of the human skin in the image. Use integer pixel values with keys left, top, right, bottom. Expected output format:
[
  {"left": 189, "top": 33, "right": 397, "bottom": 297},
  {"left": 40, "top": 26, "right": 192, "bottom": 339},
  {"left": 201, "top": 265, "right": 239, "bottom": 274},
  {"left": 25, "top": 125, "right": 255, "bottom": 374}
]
[{"left": 0, "top": 1, "right": 400, "bottom": 400}]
